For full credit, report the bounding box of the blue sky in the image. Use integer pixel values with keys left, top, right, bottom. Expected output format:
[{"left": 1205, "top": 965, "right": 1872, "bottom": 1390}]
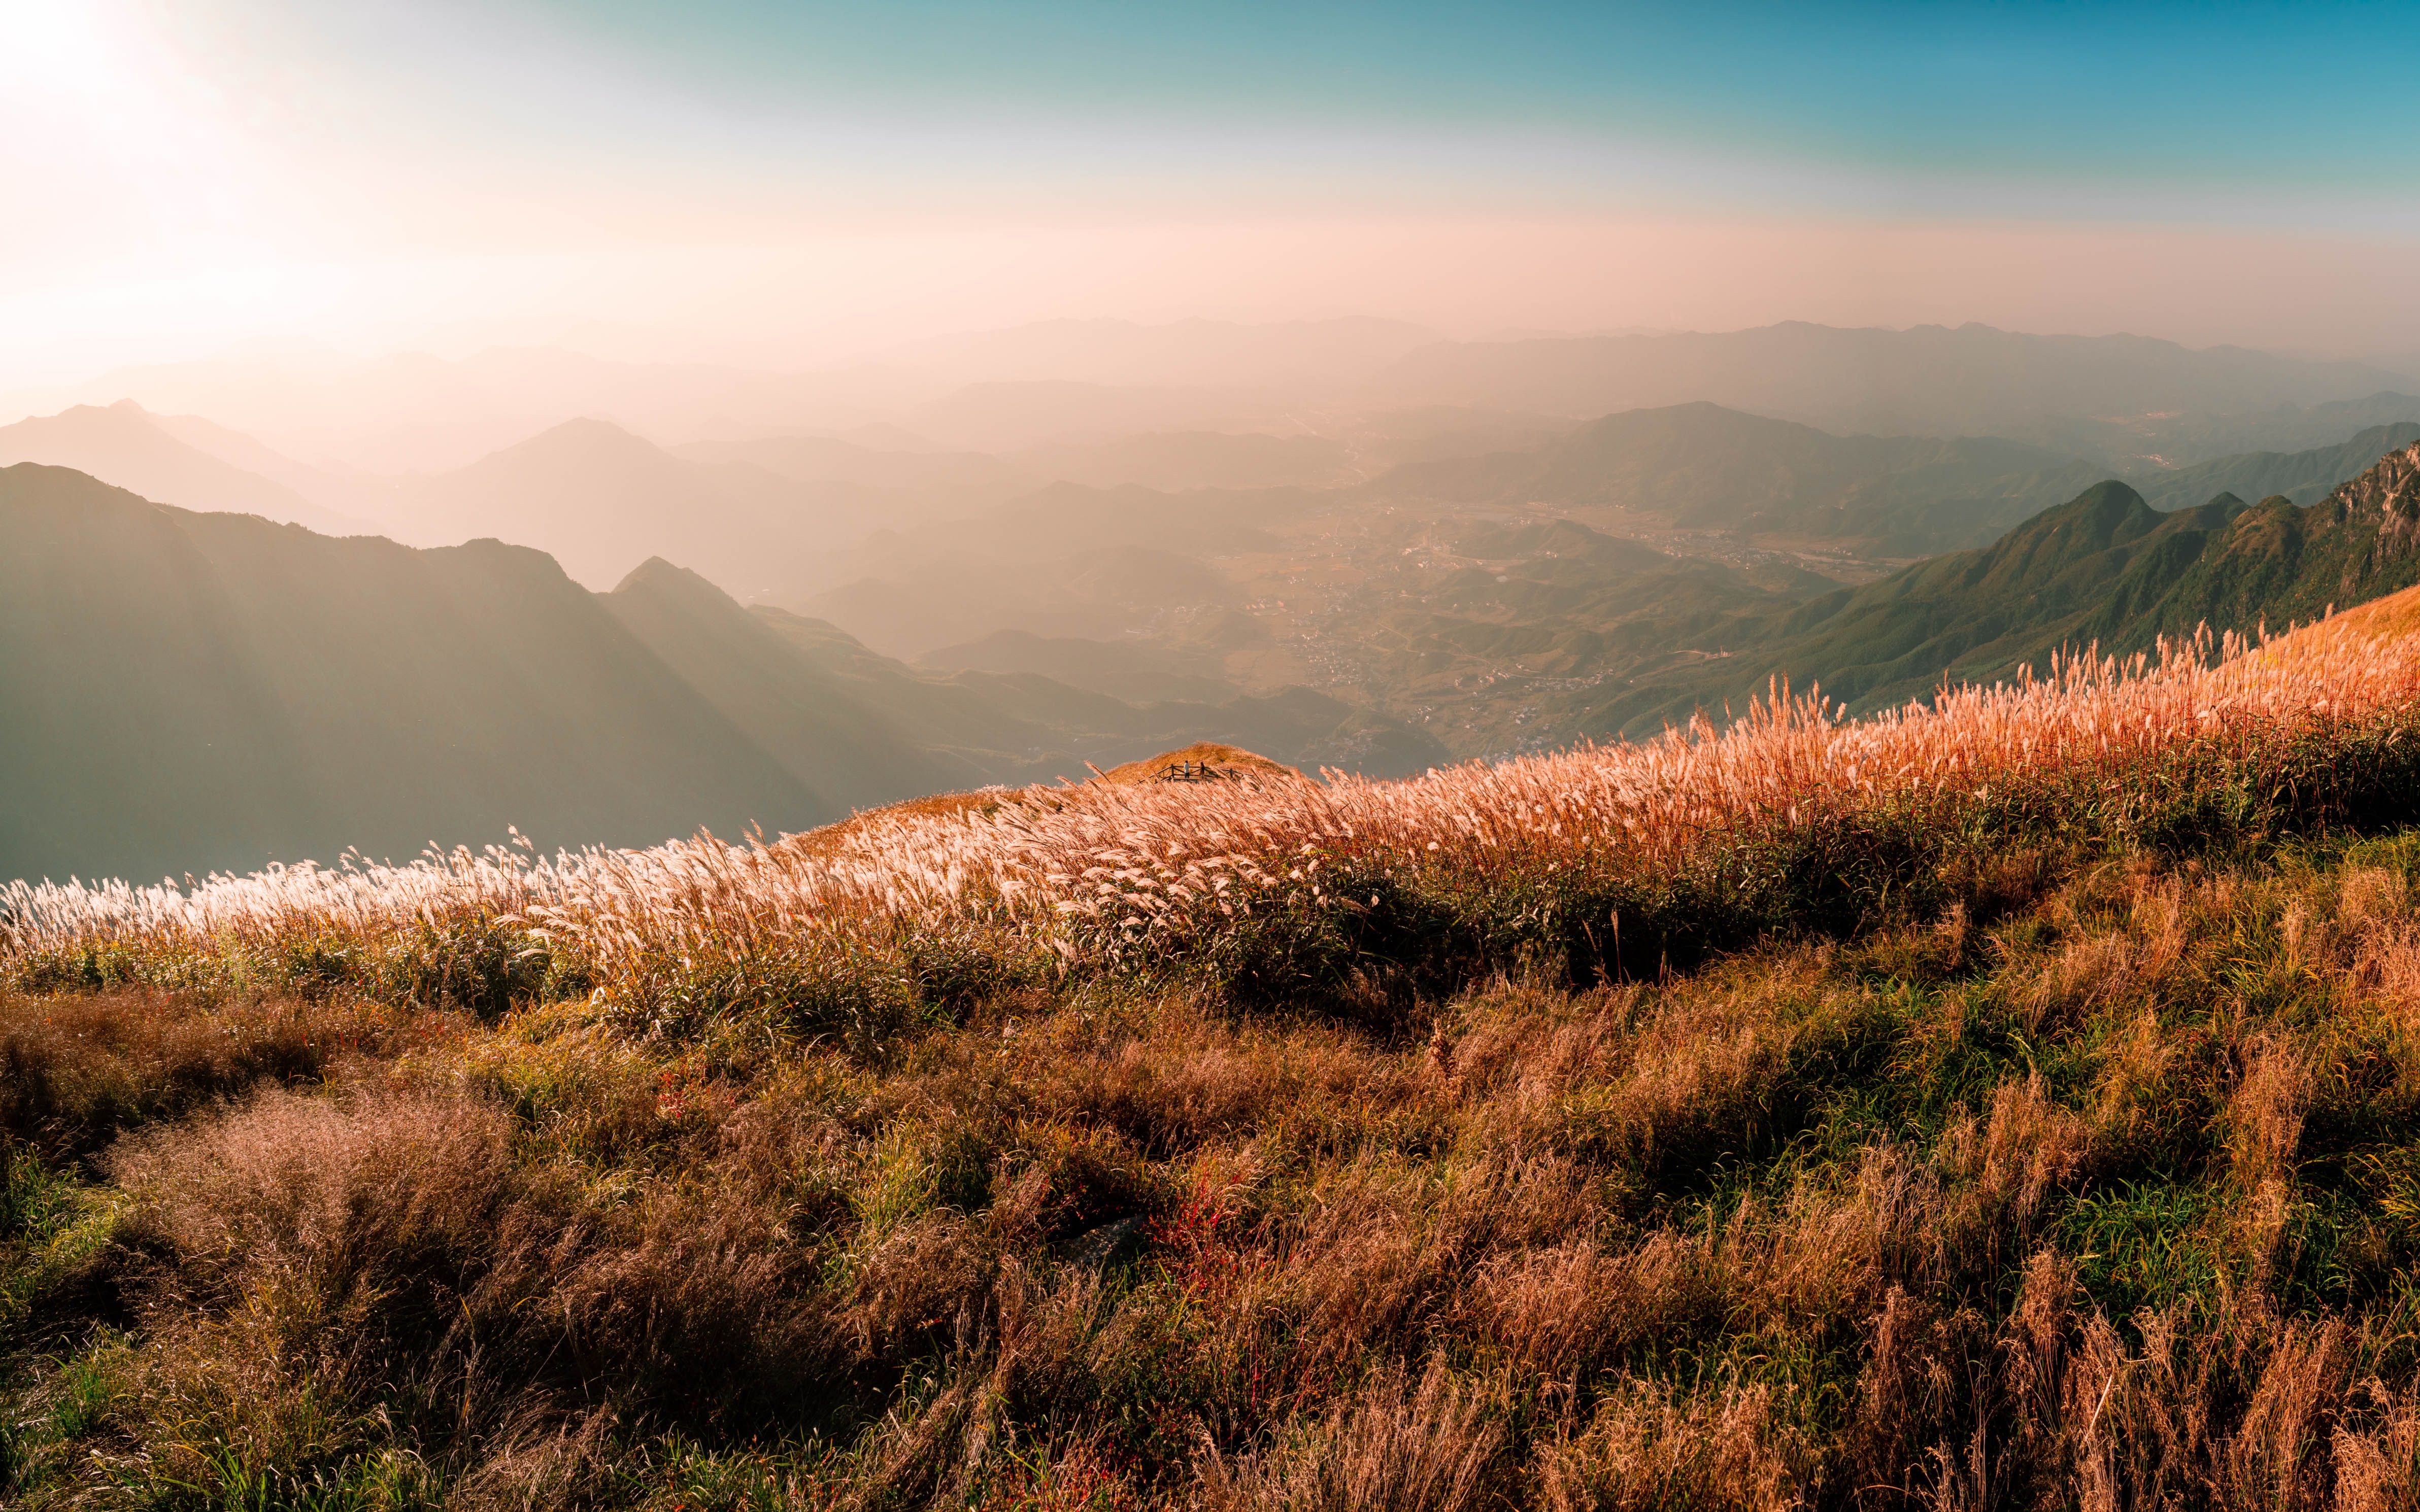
[
  {"left": 277, "top": 0, "right": 2420, "bottom": 213},
  {"left": 4, "top": 0, "right": 2417, "bottom": 385}
]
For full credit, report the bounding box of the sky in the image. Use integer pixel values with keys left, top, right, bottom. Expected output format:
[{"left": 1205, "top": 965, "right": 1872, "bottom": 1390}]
[{"left": 6, "top": 0, "right": 2420, "bottom": 391}]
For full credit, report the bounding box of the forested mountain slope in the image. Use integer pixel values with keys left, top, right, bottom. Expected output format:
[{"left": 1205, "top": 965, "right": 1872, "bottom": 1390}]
[{"left": 1588, "top": 438, "right": 2420, "bottom": 735}]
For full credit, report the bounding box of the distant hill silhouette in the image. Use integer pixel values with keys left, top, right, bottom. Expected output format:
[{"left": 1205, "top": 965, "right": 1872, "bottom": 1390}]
[
  {"left": 918, "top": 630, "right": 1239, "bottom": 704},
  {"left": 673, "top": 432, "right": 1028, "bottom": 513},
  {"left": 901, "top": 381, "right": 1294, "bottom": 452},
  {"left": 682, "top": 585, "right": 1447, "bottom": 787},
  {"left": 1365, "top": 403, "right": 2420, "bottom": 559},
  {"left": 1377, "top": 322, "right": 2410, "bottom": 440},
  {"left": 0, "top": 402, "right": 371, "bottom": 536},
  {"left": 396, "top": 418, "right": 879, "bottom": 597},
  {"left": 1013, "top": 430, "right": 1360, "bottom": 491},
  {"left": 885, "top": 315, "right": 1440, "bottom": 389}
]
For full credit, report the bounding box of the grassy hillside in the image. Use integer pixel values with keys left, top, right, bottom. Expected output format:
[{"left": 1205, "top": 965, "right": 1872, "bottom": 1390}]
[{"left": 12, "top": 587, "right": 2420, "bottom": 1506}]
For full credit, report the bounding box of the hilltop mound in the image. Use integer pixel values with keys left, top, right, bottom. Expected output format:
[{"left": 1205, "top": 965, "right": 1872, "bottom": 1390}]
[
  {"left": 774, "top": 744, "right": 1307, "bottom": 860},
  {"left": 1090, "top": 741, "right": 1306, "bottom": 785}
]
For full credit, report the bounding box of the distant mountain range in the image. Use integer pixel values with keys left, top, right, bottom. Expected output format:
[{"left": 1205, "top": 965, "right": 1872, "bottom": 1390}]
[
  {"left": 682, "top": 427, "right": 1363, "bottom": 498},
  {"left": 20, "top": 321, "right": 2408, "bottom": 477},
  {"left": 790, "top": 479, "right": 1306, "bottom": 657},
  {"left": 0, "top": 402, "right": 374, "bottom": 536},
  {"left": 0, "top": 465, "right": 1448, "bottom": 882},
  {"left": 1367, "top": 404, "right": 2420, "bottom": 557},
  {"left": 2019, "top": 392, "right": 2420, "bottom": 471},
  {"left": 2131, "top": 423, "right": 2420, "bottom": 512},
  {"left": 388, "top": 418, "right": 882, "bottom": 595},
  {"left": 1374, "top": 322, "right": 2412, "bottom": 442},
  {"left": 674, "top": 432, "right": 1030, "bottom": 509},
  {"left": 14, "top": 353, "right": 2420, "bottom": 882},
  {"left": 884, "top": 316, "right": 1442, "bottom": 389},
  {"left": 1369, "top": 402, "right": 2105, "bottom": 555}
]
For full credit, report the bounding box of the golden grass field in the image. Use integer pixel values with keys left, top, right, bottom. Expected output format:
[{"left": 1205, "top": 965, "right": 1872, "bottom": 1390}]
[{"left": 12, "top": 591, "right": 2420, "bottom": 1507}]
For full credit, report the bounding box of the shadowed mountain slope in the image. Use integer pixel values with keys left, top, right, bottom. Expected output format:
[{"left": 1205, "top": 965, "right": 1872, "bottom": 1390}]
[
  {"left": 1, "top": 460, "right": 1452, "bottom": 884},
  {"left": 600, "top": 559, "right": 978, "bottom": 806},
  {"left": 0, "top": 465, "right": 828, "bottom": 883}
]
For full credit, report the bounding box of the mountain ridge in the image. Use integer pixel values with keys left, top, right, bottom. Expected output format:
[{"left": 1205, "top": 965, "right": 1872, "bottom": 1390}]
[
  {"left": 0, "top": 464, "right": 829, "bottom": 882},
  {"left": 1585, "top": 437, "right": 2420, "bottom": 736},
  {"left": 1376, "top": 321, "right": 2412, "bottom": 439},
  {"left": 0, "top": 402, "right": 372, "bottom": 537}
]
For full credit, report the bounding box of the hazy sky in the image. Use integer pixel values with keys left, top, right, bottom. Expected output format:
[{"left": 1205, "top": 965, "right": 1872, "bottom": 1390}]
[{"left": 8, "top": 0, "right": 2420, "bottom": 390}]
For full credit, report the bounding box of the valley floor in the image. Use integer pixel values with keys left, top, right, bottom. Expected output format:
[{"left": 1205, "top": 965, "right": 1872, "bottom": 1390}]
[{"left": 12, "top": 824, "right": 2420, "bottom": 1508}]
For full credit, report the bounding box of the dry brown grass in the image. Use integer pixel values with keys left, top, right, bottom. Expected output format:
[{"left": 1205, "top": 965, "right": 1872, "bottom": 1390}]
[
  {"left": 1197, "top": 1356, "right": 1505, "bottom": 1512},
  {"left": 0, "top": 988, "right": 441, "bottom": 1154},
  {"left": 14, "top": 842, "right": 2420, "bottom": 1506},
  {"left": 1535, "top": 1378, "right": 1810, "bottom": 1512},
  {"left": 18, "top": 604, "right": 2420, "bottom": 1507},
  {"left": 16, "top": 591, "right": 2420, "bottom": 1027}
]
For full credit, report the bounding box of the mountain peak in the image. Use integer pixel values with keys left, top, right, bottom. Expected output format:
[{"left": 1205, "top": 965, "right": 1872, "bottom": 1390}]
[
  {"left": 0, "top": 402, "right": 342, "bottom": 531},
  {"left": 515, "top": 416, "right": 658, "bottom": 453},
  {"left": 2073, "top": 477, "right": 2150, "bottom": 513},
  {"left": 611, "top": 555, "right": 735, "bottom": 606},
  {"left": 2326, "top": 438, "right": 2420, "bottom": 526},
  {"left": 42, "top": 400, "right": 163, "bottom": 431},
  {"left": 454, "top": 416, "right": 684, "bottom": 483}
]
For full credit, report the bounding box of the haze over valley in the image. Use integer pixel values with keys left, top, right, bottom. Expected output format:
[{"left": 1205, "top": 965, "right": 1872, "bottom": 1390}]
[{"left": 8, "top": 315, "right": 2420, "bottom": 880}]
